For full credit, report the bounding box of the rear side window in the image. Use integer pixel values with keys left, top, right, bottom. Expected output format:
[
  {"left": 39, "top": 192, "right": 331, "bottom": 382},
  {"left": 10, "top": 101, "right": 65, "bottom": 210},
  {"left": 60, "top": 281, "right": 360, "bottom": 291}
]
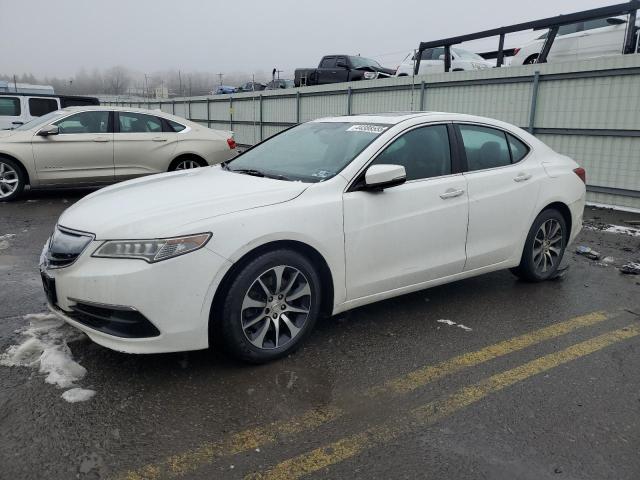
[
  {"left": 28, "top": 98, "right": 58, "bottom": 117},
  {"left": 371, "top": 125, "right": 452, "bottom": 181},
  {"left": 507, "top": 134, "right": 530, "bottom": 163},
  {"left": 0, "top": 97, "right": 20, "bottom": 116},
  {"left": 167, "top": 119, "right": 186, "bottom": 132},
  {"left": 118, "top": 112, "right": 162, "bottom": 133},
  {"left": 459, "top": 124, "right": 511, "bottom": 171}
]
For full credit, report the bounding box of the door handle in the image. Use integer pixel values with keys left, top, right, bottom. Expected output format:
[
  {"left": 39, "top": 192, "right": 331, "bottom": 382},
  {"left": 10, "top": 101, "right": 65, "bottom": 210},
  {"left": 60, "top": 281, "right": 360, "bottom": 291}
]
[
  {"left": 513, "top": 172, "right": 532, "bottom": 182},
  {"left": 440, "top": 188, "right": 465, "bottom": 199},
  {"left": 152, "top": 137, "right": 167, "bottom": 142},
  {"left": 12, "top": 121, "right": 24, "bottom": 125},
  {"left": 93, "top": 137, "right": 109, "bottom": 142}
]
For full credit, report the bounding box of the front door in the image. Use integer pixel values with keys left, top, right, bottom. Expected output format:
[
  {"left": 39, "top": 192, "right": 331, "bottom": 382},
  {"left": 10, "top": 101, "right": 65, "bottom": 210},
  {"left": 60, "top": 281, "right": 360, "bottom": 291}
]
[
  {"left": 32, "top": 110, "right": 114, "bottom": 185},
  {"left": 343, "top": 123, "right": 468, "bottom": 300}
]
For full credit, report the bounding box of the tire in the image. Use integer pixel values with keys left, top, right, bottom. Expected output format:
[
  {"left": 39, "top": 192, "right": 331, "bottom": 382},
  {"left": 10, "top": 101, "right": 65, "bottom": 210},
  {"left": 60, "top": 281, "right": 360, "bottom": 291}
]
[
  {"left": 511, "top": 209, "right": 567, "bottom": 282},
  {"left": 169, "top": 156, "right": 206, "bottom": 171},
  {"left": 0, "top": 157, "right": 26, "bottom": 202},
  {"left": 216, "top": 249, "right": 322, "bottom": 363},
  {"left": 524, "top": 55, "right": 539, "bottom": 65}
]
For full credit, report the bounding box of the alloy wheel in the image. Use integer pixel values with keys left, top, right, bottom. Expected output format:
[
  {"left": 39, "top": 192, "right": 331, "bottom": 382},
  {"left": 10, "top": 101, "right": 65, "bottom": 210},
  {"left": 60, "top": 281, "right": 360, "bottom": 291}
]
[
  {"left": 532, "top": 219, "right": 563, "bottom": 274},
  {"left": 175, "top": 160, "right": 201, "bottom": 170},
  {"left": 0, "top": 162, "right": 19, "bottom": 199},
  {"left": 240, "top": 265, "right": 312, "bottom": 350}
]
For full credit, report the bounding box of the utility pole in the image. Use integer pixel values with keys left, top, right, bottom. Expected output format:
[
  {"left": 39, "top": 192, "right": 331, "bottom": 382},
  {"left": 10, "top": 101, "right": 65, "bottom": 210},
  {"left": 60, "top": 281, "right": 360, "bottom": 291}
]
[
  {"left": 13, "top": 74, "right": 18, "bottom": 92},
  {"left": 217, "top": 73, "right": 224, "bottom": 86},
  {"left": 178, "top": 70, "right": 183, "bottom": 97},
  {"left": 144, "top": 74, "right": 150, "bottom": 100}
]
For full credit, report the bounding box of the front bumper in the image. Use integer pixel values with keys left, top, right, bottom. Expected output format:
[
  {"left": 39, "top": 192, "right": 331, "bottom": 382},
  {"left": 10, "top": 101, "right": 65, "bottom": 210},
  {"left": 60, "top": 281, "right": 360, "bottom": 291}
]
[{"left": 43, "top": 241, "right": 232, "bottom": 354}]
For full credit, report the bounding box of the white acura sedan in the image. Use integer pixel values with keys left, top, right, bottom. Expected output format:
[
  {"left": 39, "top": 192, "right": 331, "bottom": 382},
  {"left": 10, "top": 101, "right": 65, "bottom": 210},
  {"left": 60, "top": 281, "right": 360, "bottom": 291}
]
[{"left": 41, "top": 112, "right": 586, "bottom": 363}]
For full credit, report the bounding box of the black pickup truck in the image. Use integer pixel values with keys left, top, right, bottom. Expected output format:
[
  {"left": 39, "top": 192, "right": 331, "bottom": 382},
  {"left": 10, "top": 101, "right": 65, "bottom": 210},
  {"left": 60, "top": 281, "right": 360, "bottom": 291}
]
[{"left": 294, "top": 55, "right": 395, "bottom": 87}]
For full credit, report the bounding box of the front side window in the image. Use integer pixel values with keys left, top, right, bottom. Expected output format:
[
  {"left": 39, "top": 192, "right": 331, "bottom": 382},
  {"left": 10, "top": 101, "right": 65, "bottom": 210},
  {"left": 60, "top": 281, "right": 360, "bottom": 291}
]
[
  {"left": 227, "top": 122, "right": 386, "bottom": 182},
  {"left": 350, "top": 56, "right": 382, "bottom": 69},
  {"left": 28, "top": 98, "right": 58, "bottom": 117},
  {"left": 54, "top": 111, "right": 110, "bottom": 134},
  {"left": 320, "top": 57, "right": 336, "bottom": 68},
  {"left": 0, "top": 97, "right": 20, "bottom": 116},
  {"left": 459, "top": 124, "right": 511, "bottom": 171},
  {"left": 118, "top": 112, "right": 162, "bottom": 133},
  {"left": 371, "top": 125, "right": 452, "bottom": 181},
  {"left": 583, "top": 18, "right": 613, "bottom": 31}
]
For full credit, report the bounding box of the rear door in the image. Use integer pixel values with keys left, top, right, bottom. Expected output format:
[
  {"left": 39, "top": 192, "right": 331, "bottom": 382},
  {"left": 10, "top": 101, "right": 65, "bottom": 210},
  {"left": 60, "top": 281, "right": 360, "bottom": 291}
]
[
  {"left": 0, "top": 96, "right": 24, "bottom": 130},
  {"left": 456, "top": 123, "right": 543, "bottom": 271},
  {"left": 113, "top": 111, "right": 177, "bottom": 180},
  {"left": 32, "top": 110, "right": 114, "bottom": 184},
  {"left": 577, "top": 18, "right": 627, "bottom": 59},
  {"left": 546, "top": 23, "right": 583, "bottom": 62}
]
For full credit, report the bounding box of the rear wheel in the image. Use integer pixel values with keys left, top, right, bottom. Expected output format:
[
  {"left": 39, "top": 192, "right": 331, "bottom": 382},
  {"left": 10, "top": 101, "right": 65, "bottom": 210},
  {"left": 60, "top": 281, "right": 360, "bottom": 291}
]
[
  {"left": 216, "top": 249, "right": 322, "bottom": 363},
  {"left": 524, "top": 54, "right": 539, "bottom": 65},
  {"left": 170, "top": 156, "right": 206, "bottom": 171},
  {"left": 511, "top": 209, "right": 567, "bottom": 282},
  {"left": 0, "top": 158, "right": 26, "bottom": 202}
]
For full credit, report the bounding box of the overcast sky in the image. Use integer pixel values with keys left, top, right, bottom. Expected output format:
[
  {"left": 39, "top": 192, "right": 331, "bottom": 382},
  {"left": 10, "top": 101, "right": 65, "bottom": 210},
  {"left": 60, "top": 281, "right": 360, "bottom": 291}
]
[{"left": 1, "top": 0, "right": 620, "bottom": 77}]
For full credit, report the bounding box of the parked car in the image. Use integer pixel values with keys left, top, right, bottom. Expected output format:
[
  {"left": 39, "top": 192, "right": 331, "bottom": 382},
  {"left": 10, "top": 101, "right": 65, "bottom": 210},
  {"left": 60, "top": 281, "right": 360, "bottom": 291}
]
[
  {"left": 0, "top": 106, "right": 237, "bottom": 201},
  {"left": 395, "top": 47, "right": 494, "bottom": 76},
  {"left": 0, "top": 93, "right": 99, "bottom": 130},
  {"left": 294, "top": 55, "right": 396, "bottom": 87},
  {"left": 511, "top": 16, "right": 639, "bottom": 65},
  {"left": 213, "top": 86, "right": 238, "bottom": 95},
  {"left": 265, "top": 79, "right": 295, "bottom": 90},
  {"left": 41, "top": 112, "right": 586, "bottom": 363},
  {"left": 238, "top": 82, "right": 266, "bottom": 93}
]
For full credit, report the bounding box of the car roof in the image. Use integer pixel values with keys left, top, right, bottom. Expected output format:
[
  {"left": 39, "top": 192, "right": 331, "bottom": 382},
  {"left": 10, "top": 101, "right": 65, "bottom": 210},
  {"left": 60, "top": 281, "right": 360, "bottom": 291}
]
[{"left": 310, "top": 111, "right": 469, "bottom": 125}]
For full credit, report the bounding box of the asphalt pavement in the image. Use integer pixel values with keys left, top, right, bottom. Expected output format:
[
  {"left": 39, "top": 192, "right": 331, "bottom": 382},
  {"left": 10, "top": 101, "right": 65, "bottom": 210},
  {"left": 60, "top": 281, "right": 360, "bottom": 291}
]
[{"left": 1, "top": 189, "right": 639, "bottom": 480}]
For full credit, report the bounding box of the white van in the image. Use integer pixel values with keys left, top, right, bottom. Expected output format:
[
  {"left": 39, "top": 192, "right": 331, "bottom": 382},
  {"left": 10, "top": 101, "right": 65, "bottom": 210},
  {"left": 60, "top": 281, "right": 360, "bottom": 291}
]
[{"left": 0, "top": 94, "right": 99, "bottom": 130}]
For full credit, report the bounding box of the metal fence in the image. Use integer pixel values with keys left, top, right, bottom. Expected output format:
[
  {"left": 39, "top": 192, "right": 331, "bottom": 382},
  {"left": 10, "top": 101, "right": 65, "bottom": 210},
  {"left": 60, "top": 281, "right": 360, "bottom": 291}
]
[{"left": 103, "top": 54, "right": 640, "bottom": 210}]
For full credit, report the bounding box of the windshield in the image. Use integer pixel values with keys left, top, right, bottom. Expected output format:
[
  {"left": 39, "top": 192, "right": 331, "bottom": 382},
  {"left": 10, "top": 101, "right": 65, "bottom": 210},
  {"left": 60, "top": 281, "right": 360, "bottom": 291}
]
[
  {"left": 15, "top": 110, "right": 67, "bottom": 131},
  {"left": 350, "top": 56, "right": 382, "bottom": 69},
  {"left": 226, "top": 122, "right": 388, "bottom": 182},
  {"left": 452, "top": 48, "right": 485, "bottom": 61}
]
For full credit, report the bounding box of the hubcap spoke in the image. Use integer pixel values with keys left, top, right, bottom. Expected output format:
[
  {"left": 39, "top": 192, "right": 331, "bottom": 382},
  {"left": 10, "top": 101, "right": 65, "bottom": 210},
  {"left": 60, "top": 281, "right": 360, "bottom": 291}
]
[
  {"left": 281, "top": 314, "right": 301, "bottom": 337},
  {"left": 286, "top": 283, "right": 310, "bottom": 302}
]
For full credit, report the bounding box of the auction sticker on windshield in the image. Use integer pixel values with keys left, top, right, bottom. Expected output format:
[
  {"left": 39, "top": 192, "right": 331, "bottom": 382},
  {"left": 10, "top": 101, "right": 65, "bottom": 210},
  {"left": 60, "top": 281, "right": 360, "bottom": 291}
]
[{"left": 346, "top": 125, "right": 389, "bottom": 134}]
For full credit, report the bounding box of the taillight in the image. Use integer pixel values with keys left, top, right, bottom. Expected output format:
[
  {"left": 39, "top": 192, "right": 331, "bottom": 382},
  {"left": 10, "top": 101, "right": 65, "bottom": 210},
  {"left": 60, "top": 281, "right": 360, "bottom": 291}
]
[
  {"left": 227, "top": 138, "right": 237, "bottom": 150},
  {"left": 513, "top": 47, "right": 521, "bottom": 56},
  {"left": 573, "top": 167, "right": 586, "bottom": 184}
]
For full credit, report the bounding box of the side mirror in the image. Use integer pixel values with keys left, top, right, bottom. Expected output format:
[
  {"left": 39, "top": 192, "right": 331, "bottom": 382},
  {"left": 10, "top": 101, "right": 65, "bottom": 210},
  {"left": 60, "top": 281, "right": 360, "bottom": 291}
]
[
  {"left": 364, "top": 164, "right": 406, "bottom": 191},
  {"left": 606, "top": 17, "right": 626, "bottom": 25},
  {"left": 38, "top": 125, "right": 59, "bottom": 136}
]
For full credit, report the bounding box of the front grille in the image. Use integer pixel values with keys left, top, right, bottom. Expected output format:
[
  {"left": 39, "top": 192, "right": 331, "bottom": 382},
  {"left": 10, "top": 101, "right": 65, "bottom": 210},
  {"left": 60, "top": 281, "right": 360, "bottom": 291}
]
[
  {"left": 45, "top": 226, "right": 94, "bottom": 268},
  {"left": 67, "top": 301, "right": 160, "bottom": 338}
]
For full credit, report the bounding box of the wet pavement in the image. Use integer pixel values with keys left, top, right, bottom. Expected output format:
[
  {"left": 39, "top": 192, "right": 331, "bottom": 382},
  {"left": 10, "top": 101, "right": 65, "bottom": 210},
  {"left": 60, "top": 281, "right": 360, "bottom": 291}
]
[{"left": 1, "top": 189, "right": 640, "bottom": 480}]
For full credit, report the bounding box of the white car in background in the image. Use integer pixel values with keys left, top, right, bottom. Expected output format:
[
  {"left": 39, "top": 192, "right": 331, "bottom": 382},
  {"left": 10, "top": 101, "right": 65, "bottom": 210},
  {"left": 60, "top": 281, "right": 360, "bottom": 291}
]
[
  {"left": 511, "top": 16, "right": 639, "bottom": 65},
  {"left": 396, "top": 47, "right": 494, "bottom": 76},
  {"left": 0, "top": 106, "right": 237, "bottom": 201},
  {"left": 41, "top": 112, "right": 586, "bottom": 363}
]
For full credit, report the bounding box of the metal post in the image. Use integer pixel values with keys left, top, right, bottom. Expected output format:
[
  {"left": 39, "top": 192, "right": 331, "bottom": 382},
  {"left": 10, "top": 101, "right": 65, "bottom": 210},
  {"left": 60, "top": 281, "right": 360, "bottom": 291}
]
[
  {"left": 538, "top": 26, "right": 558, "bottom": 64},
  {"left": 172, "top": 101, "right": 175, "bottom": 115},
  {"left": 444, "top": 45, "right": 452, "bottom": 73},
  {"left": 496, "top": 33, "right": 505, "bottom": 67},
  {"left": 414, "top": 47, "right": 422, "bottom": 75},
  {"left": 528, "top": 71, "right": 540, "bottom": 133},
  {"left": 187, "top": 100, "right": 191, "bottom": 120},
  {"left": 419, "top": 81, "right": 426, "bottom": 111},
  {"left": 296, "top": 91, "right": 300, "bottom": 124},
  {"left": 259, "top": 94, "right": 263, "bottom": 142},
  {"left": 207, "top": 99, "right": 211, "bottom": 128},
  {"left": 229, "top": 96, "right": 233, "bottom": 131},
  {"left": 624, "top": 5, "right": 638, "bottom": 53},
  {"left": 347, "top": 87, "right": 352, "bottom": 115}
]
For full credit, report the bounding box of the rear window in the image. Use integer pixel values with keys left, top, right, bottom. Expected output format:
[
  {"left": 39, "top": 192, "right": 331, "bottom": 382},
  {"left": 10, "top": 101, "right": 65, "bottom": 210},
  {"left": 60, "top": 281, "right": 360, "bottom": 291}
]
[
  {"left": 0, "top": 97, "right": 20, "bottom": 116},
  {"left": 28, "top": 98, "right": 58, "bottom": 117}
]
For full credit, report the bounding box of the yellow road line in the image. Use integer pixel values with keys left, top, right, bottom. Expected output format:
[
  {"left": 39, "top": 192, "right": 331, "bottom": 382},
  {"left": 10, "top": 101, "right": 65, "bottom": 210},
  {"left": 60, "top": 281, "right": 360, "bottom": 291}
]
[
  {"left": 248, "top": 324, "right": 640, "bottom": 480},
  {"left": 116, "top": 311, "right": 610, "bottom": 479}
]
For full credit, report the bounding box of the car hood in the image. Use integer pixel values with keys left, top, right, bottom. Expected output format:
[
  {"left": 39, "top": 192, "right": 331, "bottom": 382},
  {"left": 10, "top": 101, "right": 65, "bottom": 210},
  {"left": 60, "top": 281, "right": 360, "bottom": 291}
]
[{"left": 58, "top": 167, "right": 309, "bottom": 239}]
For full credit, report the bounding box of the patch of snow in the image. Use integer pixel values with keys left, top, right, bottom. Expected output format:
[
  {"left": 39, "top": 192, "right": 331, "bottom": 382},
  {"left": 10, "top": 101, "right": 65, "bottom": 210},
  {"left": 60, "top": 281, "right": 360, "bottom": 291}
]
[
  {"left": 1, "top": 312, "right": 92, "bottom": 401},
  {"left": 0, "top": 233, "right": 16, "bottom": 241},
  {"left": 437, "top": 319, "right": 456, "bottom": 326},
  {"left": 61, "top": 388, "right": 96, "bottom": 403},
  {"left": 584, "top": 224, "right": 640, "bottom": 237},
  {"left": 457, "top": 324, "right": 473, "bottom": 332}
]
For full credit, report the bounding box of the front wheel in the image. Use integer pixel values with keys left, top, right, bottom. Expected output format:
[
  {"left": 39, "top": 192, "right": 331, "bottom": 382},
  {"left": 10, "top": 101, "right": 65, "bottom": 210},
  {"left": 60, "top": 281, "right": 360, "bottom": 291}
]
[
  {"left": 216, "top": 249, "right": 322, "bottom": 363},
  {"left": 511, "top": 209, "right": 567, "bottom": 282}
]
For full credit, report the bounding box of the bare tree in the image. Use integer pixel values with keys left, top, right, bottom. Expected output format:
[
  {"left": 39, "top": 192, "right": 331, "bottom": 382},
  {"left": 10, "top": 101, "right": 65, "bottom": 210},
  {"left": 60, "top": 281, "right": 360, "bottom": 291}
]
[{"left": 104, "top": 66, "right": 131, "bottom": 95}]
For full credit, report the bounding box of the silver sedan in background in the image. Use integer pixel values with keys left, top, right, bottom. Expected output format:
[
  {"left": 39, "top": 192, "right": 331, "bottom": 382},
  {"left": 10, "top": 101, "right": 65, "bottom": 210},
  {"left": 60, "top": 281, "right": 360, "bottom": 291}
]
[{"left": 0, "top": 106, "right": 238, "bottom": 201}]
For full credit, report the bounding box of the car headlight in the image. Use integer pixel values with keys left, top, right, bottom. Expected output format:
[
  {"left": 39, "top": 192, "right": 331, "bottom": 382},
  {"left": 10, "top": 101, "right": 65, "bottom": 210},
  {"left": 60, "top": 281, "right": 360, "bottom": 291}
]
[
  {"left": 363, "top": 71, "right": 379, "bottom": 80},
  {"left": 92, "top": 233, "right": 211, "bottom": 263}
]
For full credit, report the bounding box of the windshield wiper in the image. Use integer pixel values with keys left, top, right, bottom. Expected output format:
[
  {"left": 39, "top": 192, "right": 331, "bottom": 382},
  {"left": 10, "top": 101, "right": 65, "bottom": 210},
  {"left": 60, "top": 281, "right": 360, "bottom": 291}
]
[{"left": 228, "top": 168, "right": 292, "bottom": 181}]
